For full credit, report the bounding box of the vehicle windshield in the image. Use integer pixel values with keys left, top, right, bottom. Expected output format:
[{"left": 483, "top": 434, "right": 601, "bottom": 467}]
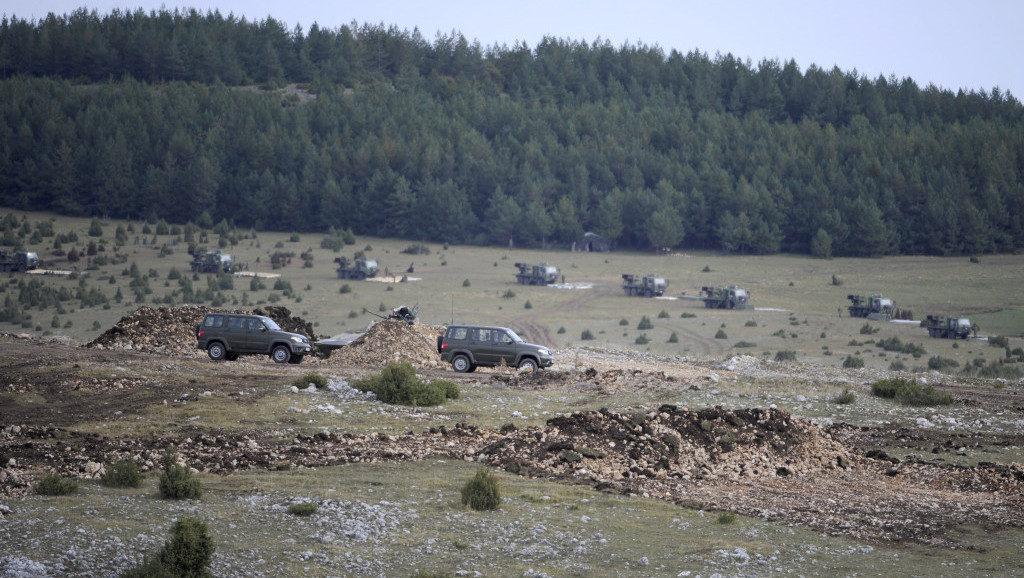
[
  {"left": 505, "top": 329, "right": 524, "bottom": 343},
  {"left": 261, "top": 317, "right": 282, "bottom": 331}
]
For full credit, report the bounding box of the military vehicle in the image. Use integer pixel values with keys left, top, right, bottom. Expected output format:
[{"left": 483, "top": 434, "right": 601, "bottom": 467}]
[
  {"left": 0, "top": 250, "right": 39, "bottom": 272},
  {"left": 190, "top": 250, "right": 234, "bottom": 274},
  {"left": 514, "top": 262, "right": 559, "bottom": 285},
  {"left": 699, "top": 285, "right": 753, "bottom": 309},
  {"left": 622, "top": 274, "right": 668, "bottom": 297},
  {"left": 335, "top": 256, "right": 378, "bottom": 280},
  {"left": 847, "top": 294, "right": 895, "bottom": 320},
  {"left": 921, "top": 315, "right": 972, "bottom": 339}
]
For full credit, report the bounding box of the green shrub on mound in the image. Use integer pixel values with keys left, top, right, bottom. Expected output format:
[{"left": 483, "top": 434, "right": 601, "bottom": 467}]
[
  {"left": 871, "top": 378, "right": 953, "bottom": 406},
  {"left": 292, "top": 372, "right": 328, "bottom": 389},
  {"left": 101, "top": 458, "right": 144, "bottom": 488},
  {"left": 35, "top": 473, "right": 78, "bottom": 496},
  {"left": 121, "top": 517, "right": 215, "bottom": 578},
  {"left": 461, "top": 468, "right": 501, "bottom": 511},
  {"left": 158, "top": 448, "right": 202, "bottom": 500},
  {"left": 353, "top": 361, "right": 460, "bottom": 406}
]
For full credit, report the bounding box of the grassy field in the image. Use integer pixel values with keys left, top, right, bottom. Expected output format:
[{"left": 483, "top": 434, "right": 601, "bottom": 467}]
[{"left": 2, "top": 209, "right": 1022, "bottom": 372}]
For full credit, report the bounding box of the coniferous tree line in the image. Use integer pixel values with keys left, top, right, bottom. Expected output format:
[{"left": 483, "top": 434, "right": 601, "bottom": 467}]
[{"left": 1, "top": 7, "right": 1022, "bottom": 256}]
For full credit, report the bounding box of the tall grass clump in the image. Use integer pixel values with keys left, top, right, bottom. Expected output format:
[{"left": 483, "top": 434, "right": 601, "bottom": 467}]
[
  {"left": 871, "top": 378, "right": 953, "bottom": 406},
  {"left": 101, "top": 458, "right": 144, "bottom": 488},
  {"left": 158, "top": 448, "right": 202, "bottom": 500},
  {"left": 461, "top": 468, "right": 501, "bottom": 511},
  {"left": 121, "top": 517, "right": 215, "bottom": 578},
  {"left": 35, "top": 473, "right": 79, "bottom": 496},
  {"left": 353, "top": 361, "right": 459, "bottom": 406},
  {"left": 832, "top": 388, "right": 856, "bottom": 404}
]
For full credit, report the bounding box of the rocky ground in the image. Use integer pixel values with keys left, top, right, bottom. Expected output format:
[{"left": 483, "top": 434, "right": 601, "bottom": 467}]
[{"left": 2, "top": 306, "right": 1024, "bottom": 574}]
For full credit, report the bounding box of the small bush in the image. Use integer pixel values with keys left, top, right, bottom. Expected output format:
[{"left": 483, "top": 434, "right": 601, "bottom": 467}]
[
  {"left": 667, "top": 332, "right": 679, "bottom": 343},
  {"left": 581, "top": 329, "right": 594, "bottom": 340},
  {"left": 352, "top": 362, "right": 459, "bottom": 406},
  {"left": 842, "top": 355, "right": 864, "bottom": 369},
  {"left": 658, "top": 310, "right": 670, "bottom": 319},
  {"left": 158, "top": 448, "right": 202, "bottom": 500},
  {"left": 889, "top": 360, "right": 908, "bottom": 371},
  {"left": 876, "top": 336, "right": 926, "bottom": 356},
  {"left": 637, "top": 316, "right": 653, "bottom": 330},
  {"left": 501, "top": 289, "right": 516, "bottom": 299},
  {"left": 292, "top": 372, "right": 328, "bottom": 390},
  {"left": 744, "top": 319, "right": 757, "bottom": 327},
  {"left": 557, "top": 326, "right": 566, "bottom": 334},
  {"left": 461, "top": 468, "right": 501, "bottom": 511},
  {"left": 524, "top": 300, "right": 532, "bottom": 309},
  {"left": 339, "top": 284, "right": 352, "bottom": 294},
  {"left": 634, "top": 334, "right": 650, "bottom": 345},
  {"left": 714, "top": 328, "right": 728, "bottom": 339},
  {"left": 462, "top": 279, "right": 471, "bottom": 287},
  {"left": 716, "top": 512, "right": 737, "bottom": 524},
  {"left": 860, "top": 323, "right": 880, "bottom": 335},
  {"left": 101, "top": 458, "right": 144, "bottom": 488},
  {"left": 989, "top": 335, "right": 1009, "bottom": 348},
  {"left": 35, "top": 473, "right": 79, "bottom": 496},
  {"left": 288, "top": 502, "right": 318, "bottom": 516},
  {"left": 833, "top": 388, "right": 856, "bottom": 404},
  {"left": 619, "top": 318, "right": 629, "bottom": 326},
  {"left": 871, "top": 378, "right": 953, "bottom": 406},
  {"left": 680, "top": 312, "right": 696, "bottom": 318},
  {"left": 733, "top": 341, "right": 756, "bottom": 348},
  {"left": 774, "top": 350, "right": 797, "bottom": 362},
  {"left": 927, "top": 356, "right": 960, "bottom": 371}
]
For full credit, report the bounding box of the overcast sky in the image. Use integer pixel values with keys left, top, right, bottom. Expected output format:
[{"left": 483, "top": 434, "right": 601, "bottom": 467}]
[{"left": 5, "top": 1, "right": 1022, "bottom": 99}]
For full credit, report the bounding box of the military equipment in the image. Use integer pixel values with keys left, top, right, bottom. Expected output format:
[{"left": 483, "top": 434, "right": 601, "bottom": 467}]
[
  {"left": 622, "top": 274, "right": 668, "bottom": 297},
  {"left": 335, "top": 256, "right": 379, "bottom": 280},
  {"left": 699, "top": 285, "right": 753, "bottom": 309},
  {"left": 189, "top": 250, "right": 233, "bottom": 274},
  {"left": 515, "top": 262, "right": 559, "bottom": 285},
  {"left": 922, "top": 315, "right": 972, "bottom": 339},
  {"left": 0, "top": 250, "right": 39, "bottom": 272},
  {"left": 847, "top": 294, "right": 894, "bottom": 320},
  {"left": 371, "top": 304, "right": 419, "bottom": 324}
]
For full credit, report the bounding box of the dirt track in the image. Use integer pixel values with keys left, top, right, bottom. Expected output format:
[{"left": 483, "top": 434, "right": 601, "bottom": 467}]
[{"left": 2, "top": 309, "right": 1024, "bottom": 548}]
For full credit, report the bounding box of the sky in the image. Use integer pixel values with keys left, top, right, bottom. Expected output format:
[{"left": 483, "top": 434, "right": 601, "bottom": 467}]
[{"left": 5, "top": 1, "right": 1023, "bottom": 99}]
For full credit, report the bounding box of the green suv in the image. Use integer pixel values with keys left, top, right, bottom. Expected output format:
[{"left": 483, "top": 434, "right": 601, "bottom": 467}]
[
  {"left": 437, "top": 325, "right": 553, "bottom": 372},
  {"left": 195, "top": 313, "right": 311, "bottom": 364}
]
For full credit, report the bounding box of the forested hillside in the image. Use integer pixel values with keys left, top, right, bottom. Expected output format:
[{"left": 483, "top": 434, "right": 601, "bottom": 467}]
[{"left": 1, "top": 7, "right": 1022, "bottom": 255}]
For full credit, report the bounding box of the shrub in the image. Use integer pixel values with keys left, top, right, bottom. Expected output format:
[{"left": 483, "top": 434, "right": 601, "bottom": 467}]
[
  {"left": 774, "top": 350, "right": 797, "bottom": 362},
  {"left": 619, "top": 318, "right": 629, "bottom": 326},
  {"left": 288, "top": 502, "right": 318, "bottom": 516},
  {"left": 667, "top": 332, "right": 679, "bottom": 343},
  {"left": 523, "top": 300, "right": 532, "bottom": 309},
  {"left": 889, "top": 360, "right": 908, "bottom": 371},
  {"left": 871, "top": 378, "right": 953, "bottom": 406},
  {"left": 680, "top": 312, "right": 696, "bottom": 318},
  {"left": 581, "top": 329, "right": 594, "bottom": 340},
  {"left": 462, "top": 279, "right": 471, "bottom": 287},
  {"left": 744, "top": 319, "right": 758, "bottom": 327},
  {"left": 842, "top": 355, "right": 864, "bottom": 369},
  {"left": 714, "top": 328, "right": 728, "bottom": 339},
  {"left": 860, "top": 323, "right": 880, "bottom": 335},
  {"left": 35, "top": 473, "right": 78, "bottom": 496},
  {"left": 292, "top": 372, "right": 328, "bottom": 390},
  {"left": 833, "top": 388, "right": 856, "bottom": 404},
  {"left": 352, "top": 361, "right": 459, "bottom": 406},
  {"left": 657, "top": 310, "right": 670, "bottom": 319},
  {"left": 461, "top": 468, "right": 501, "bottom": 511},
  {"left": 121, "top": 517, "right": 215, "bottom": 578},
  {"left": 634, "top": 334, "right": 650, "bottom": 345},
  {"left": 876, "top": 336, "right": 927, "bottom": 356},
  {"left": 501, "top": 289, "right": 516, "bottom": 299},
  {"left": 557, "top": 326, "right": 566, "bottom": 334},
  {"left": 637, "top": 316, "right": 653, "bottom": 330},
  {"left": 716, "top": 512, "right": 737, "bottom": 524},
  {"left": 989, "top": 335, "right": 1009, "bottom": 348},
  {"left": 339, "top": 284, "right": 352, "bottom": 294},
  {"left": 927, "top": 356, "right": 960, "bottom": 371},
  {"left": 101, "top": 458, "right": 144, "bottom": 488},
  {"left": 733, "top": 341, "right": 756, "bottom": 348},
  {"left": 158, "top": 448, "right": 202, "bottom": 499}
]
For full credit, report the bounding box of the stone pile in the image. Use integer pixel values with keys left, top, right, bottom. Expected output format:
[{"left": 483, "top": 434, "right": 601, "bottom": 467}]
[{"left": 323, "top": 320, "right": 444, "bottom": 368}]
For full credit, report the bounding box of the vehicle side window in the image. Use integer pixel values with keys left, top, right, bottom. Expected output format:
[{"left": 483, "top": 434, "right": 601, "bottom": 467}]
[
  {"left": 247, "top": 318, "right": 264, "bottom": 331},
  {"left": 204, "top": 315, "right": 223, "bottom": 328},
  {"left": 448, "top": 327, "right": 468, "bottom": 340},
  {"left": 495, "top": 331, "right": 511, "bottom": 343},
  {"left": 227, "top": 316, "right": 243, "bottom": 329},
  {"left": 473, "top": 328, "right": 492, "bottom": 341}
]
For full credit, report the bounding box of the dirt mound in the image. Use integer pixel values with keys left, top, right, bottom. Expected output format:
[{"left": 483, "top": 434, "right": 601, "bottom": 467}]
[
  {"left": 323, "top": 320, "right": 444, "bottom": 368},
  {"left": 86, "top": 305, "right": 320, "bottom": 356},
  {"left": 480, "top": 405, "right": 853, "bottom": 482}
]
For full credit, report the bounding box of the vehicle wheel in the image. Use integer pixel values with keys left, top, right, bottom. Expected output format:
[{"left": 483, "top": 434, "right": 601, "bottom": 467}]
[
  {"left": 452, "top": 354, "right": 471, "bottom": 373},
  {"left": 288, "top": 355, "right": 303, "bottom": 365},
  {"left": 225, "top": 353, "right": 239, "bottom": 361},
  {"left": 518, "top": 358, "right": 538, "bottom": 372},
  {"left": 436, "top": 335, "right": 443, "bottom": 354},
  {"left": 207, "top": 342, "right": 226, "bottom": 361},
  {"left": 271, "top": 345, "right": 291, "bottom": 364}
]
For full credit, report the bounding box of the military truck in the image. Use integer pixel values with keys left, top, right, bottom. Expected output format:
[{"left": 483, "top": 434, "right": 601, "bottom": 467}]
[
  {"left": 847, "top": 294, "right": 894, "bottom": 320},
  {"left": 515, "top": 262, "right": 559, "bottom": 285},
  {"left": 699, "top": 285, "right": 753, "bottom": 309},
  {"left": 190, "top": 250, "right": 233, "bottom": 274},
  {"left": 335, "top": 256, "right": 378, "bottom": 280},
  {"left": 922, "top": 315, "right": 972, "bottom": 339},
  {"left": 0, "top": 250, "right": 39, "bottom": 272},
  {"left": 622, "top": 274, "right": 668, "bottom": 297}
]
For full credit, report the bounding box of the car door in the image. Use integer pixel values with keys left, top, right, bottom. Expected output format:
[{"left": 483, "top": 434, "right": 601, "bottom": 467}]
[
  {"left": 470, "top": 327, "right": 498, "bottom": 364},
  {"left": 491, "top": 329, "right": 518, "bottom": 366},
  {"left": 244, "top": 317, "right": 270, "bottom": 352},
  {"left": 223, "top": 315, "right": 248, "bottom": 351}
]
